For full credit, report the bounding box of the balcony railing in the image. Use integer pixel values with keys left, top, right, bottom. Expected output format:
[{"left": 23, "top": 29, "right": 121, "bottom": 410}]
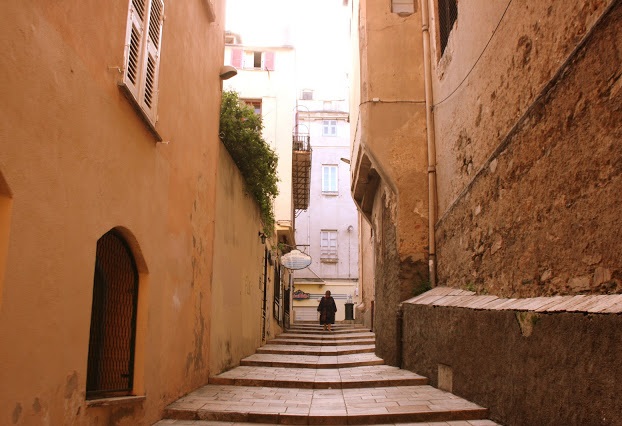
[
  {"left": 293, "top": 135, "right": 311, "bottom": 152},
  {"left": 292, "top": 134, "right": 312, "bottom": 211}
]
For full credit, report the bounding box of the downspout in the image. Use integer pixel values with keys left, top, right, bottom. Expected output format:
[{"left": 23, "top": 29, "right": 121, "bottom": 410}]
[{"left": 421, "top": 0, "right": 438, "bottom": 287}]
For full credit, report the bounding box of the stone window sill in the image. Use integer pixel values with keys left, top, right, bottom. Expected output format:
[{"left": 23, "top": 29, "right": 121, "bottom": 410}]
[{"left": 86, "top": 395, "right": 146, "bottom": 408}]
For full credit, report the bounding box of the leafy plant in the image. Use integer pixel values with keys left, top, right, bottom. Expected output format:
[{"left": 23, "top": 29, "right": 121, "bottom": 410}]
[{"left": 219, "top": 90, "right": 279, "bottom": 234}]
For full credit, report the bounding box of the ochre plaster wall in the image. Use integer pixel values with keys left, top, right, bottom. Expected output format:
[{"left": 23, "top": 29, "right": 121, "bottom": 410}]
[
  {"left": 0, "top": 0, "right": 225, "bottom": 424},
  {"left": 434, "top": 0, "right": 622, "bottom": 296},
  {"left": 210, "top": 146, "right": 273, "bottom": 374}
]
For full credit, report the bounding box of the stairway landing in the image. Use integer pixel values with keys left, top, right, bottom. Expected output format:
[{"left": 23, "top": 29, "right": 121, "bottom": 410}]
[{"left": 155, "top": 324, "right": 498, "bottom": 425}]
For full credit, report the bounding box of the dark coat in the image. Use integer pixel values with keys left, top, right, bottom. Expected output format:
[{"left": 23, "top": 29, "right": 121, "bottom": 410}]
[{"left": 317, "top": 296, "right": 337, "bottom": 325}]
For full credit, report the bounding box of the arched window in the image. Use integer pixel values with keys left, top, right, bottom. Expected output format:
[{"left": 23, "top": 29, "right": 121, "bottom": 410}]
[{"left": 86, "top": 230, "right": 139, "bottom": 399}]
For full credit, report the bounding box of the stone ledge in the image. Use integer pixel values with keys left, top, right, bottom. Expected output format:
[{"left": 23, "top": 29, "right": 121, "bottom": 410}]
[
  {"left": 404, "top": 287, "right": 622, "bottom": 314},
  {"left": 86, "top": 395, "right": 146, "bottom": 408}
]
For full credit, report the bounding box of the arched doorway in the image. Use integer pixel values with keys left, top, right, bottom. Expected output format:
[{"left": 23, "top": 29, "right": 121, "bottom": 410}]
[{"left": 86, "top": 230, "right": 139, "bottom": 399}]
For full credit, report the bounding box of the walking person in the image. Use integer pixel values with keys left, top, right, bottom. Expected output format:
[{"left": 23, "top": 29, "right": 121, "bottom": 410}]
[{"left": 317, "top": 290, "right": 337, "bottom": 331}]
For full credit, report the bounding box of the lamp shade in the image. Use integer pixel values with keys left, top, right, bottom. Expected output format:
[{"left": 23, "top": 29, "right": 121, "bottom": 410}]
[{"left": 281, "top": 249, "right": 312, "bottom": 270}]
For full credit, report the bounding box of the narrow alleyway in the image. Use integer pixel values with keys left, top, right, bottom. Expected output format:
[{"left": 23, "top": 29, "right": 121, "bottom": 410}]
[{"left": 155, "top": 324, "right": 498, "bottom": 425}]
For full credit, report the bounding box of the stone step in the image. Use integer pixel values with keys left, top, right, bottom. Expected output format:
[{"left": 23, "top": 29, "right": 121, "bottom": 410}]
[
  {"left": 239, "top": 353, "right": 385, "bottom": 369},
  {"left": 267, "top": 337, "right": 375, "bottom": 346},
  {"left": 155, "top": 421, "right": 500, "bottom": 426},
  {"left": 274, "top": 332, "right": 375, "bottom": 341},
  {"left": 162, "top": 385, "right": 489, "bottom": 425},
  {"left": 209, "top": 365, "right": 428, "bottom": 389},
  {"left": 285, "top": 328, "right": 371, "bottom": 335},
  {"left": 256, "top": 344, "right": 375, "bottom": 356}
]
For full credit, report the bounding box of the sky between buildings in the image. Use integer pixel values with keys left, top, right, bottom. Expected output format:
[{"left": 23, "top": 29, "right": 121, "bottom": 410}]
[{"left": 225, "top": 0, "right": 352, "bottom": 102}]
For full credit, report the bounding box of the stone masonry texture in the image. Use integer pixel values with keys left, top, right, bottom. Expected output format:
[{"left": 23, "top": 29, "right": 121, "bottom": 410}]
[
  {"left": 401, "top": 302, "right": 622, "bottom": 426},
  {"left": 436, "top": 1, "right": 622, "bottom": 297}
]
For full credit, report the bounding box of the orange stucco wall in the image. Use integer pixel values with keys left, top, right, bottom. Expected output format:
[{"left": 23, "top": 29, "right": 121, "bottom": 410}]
[
  {"left": 0, "top": 0, "right": 225, "bottom": 424},
  {"left": 210, "top": 145, "right": 285, "bottom": 375}
]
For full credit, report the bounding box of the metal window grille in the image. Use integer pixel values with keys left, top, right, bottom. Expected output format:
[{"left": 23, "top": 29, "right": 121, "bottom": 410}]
[
  {"left": 86, "top": 231, "right": 139, "bottom": 399},
  {"left": 438, "top": 0, "right": 458, "bottom": 55}
]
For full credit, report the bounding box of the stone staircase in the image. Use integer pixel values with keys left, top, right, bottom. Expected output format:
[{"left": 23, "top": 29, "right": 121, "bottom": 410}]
[{"left": 155, "top": 324, "right": 497, "bottom": 425}]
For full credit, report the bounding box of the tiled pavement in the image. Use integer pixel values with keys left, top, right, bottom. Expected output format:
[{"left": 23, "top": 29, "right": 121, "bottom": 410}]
[{"left": 154, "top": 324, "right": 497, "bottom": 425}]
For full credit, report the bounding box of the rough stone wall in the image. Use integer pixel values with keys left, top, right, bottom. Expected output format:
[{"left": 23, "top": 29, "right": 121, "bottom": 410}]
[
  {"left": 433, "top": 0, "right": 614, "bottom": 213},
  {"left": 401, "top": 303, "right": 622, "bottom": 426},
  {"left": 436, "top": 1, "right": 622, "bottom": 296},
  {"left": 372, "top": 190, "right": 401, "bottom": 365}
]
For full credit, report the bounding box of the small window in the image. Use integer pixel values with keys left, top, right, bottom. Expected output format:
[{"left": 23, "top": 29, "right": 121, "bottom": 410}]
[
  {"left": 392, "top": 0, "right": 415, "bottom": 15},
  {"left": 244, "top": 51, "right": 275, "bottom": 70},
  {"left": 121, "top": 0, "right": 165, "bottom": 126},
  {"left": 320, "top": 230, "right": 338, "bottom": 262},
  {"left": 301, "top": 90, "right": 313, "bottom": 100},
  {"left": 322, "top": 120, "right": 337, "bottom": 137},
  {"left": 438, "top": 0, "right": 458, "bottom": 55},
  {"left": 322, "top": 165, "right": 338, "bottom": 193},
  {"left": 242, "top": 99, "right": 262, "bottom": 115}
]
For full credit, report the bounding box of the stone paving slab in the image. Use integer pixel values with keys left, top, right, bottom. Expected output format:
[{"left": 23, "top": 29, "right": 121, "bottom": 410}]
[
  {"left": 277, "top": 333, "right": 376, "bottom": 341},
  {"left": 163, "top": 385, "right": 488, "bottom": 425},
  {"left": 268, "top": 338, "right": 376, "bottom": 347},
  {"left": 240, "top": 353, "right": 385, "bottom": 369},
  {"left": 257, "top": 344, "right": 376, "bottom": 356},
  {"left": 284, "top": 329, "right": 372, "bottom": 336},
  {"left": 209, "top": 366, "right": 428, "bottom": 389}
]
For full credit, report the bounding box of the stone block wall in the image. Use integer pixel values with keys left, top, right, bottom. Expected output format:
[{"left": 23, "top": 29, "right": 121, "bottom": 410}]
[{"left": 401, "top": 289, "right": 622, "bottom": 425}]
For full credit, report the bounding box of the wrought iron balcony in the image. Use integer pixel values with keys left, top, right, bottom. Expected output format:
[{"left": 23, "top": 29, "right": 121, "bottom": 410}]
[{"left": 292, "top": 134, "right": 312, "bottom": 211}]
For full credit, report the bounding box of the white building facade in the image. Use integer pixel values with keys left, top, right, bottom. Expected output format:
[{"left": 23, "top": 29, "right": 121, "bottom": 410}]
[{"left": 292, "top": 95, "right": 359, "bottom": 323}]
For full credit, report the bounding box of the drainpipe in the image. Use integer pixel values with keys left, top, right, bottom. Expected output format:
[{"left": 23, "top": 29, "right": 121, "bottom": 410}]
[{"left": 421, "top": 0, "right": 438, "bottom": 287}]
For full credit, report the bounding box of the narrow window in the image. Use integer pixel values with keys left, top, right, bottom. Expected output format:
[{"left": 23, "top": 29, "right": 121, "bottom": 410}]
[
  {"left": 301, "top": 90, "right": 313, "bottom": 100},
  {"left": 438, "top": 0, "right": 457, "bottom": 55},
  {"left": 322, "top": 165, "right": 338, "bottom": 193},
  {"left": 253, "top": 51, "right": 262, "bottom": 68},
  {"left": 320, "top": 230, "right": 338, "bottom": 262},
  {"left": 322, "top": 120, "right": 337, "bottom": 137},
  {"left": 392, "top": 0, "right": 415, "bottom": 15},
  {"left": 122, "top": 0, "right": 165, "bottom": 125},
  {"left": 273, "top": 262, "right": 281, "bottom": 322},
  {"left": 86, "top": 230, "right": 139, "bottom": 399}
]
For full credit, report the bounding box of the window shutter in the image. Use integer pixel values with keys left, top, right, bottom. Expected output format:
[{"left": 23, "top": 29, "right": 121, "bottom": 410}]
[
  {"left": 231, "top": 48, "right": 243, "bottom": 68},
  {"left": 140, "top": 0, "right": 164, "bottom": 122},
  {"left": 263, "top": 51, "right": 275, "bottom": 71},
  {"left": 123, "top": 0, "right": 146, "bottom": 99}
]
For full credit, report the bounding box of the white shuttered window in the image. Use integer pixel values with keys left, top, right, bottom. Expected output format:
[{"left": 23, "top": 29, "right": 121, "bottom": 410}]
[
  {"left": 123, "top": 0, "right": 164, "bottom": 125},
  {"left": 320, "top": 230, "right": 338, "bottom": 261},
  {"left": 322, "top": 165, "right": 338, "bottom": 193}
]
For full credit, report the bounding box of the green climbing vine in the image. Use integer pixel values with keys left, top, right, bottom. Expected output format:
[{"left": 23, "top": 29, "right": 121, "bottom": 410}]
[{"left": 219, "top": 90, "right": 279, "bottom": 234}]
